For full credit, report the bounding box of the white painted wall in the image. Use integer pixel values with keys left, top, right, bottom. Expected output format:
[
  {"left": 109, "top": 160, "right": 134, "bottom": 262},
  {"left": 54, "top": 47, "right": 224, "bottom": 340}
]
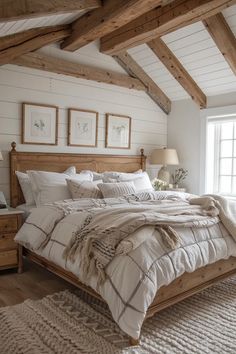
[
  {"left": 168, "top": 92, "right": 236, "bottom": 195},
  {"left": 0, "top": 43, "right": 167, "bottom": 203}
]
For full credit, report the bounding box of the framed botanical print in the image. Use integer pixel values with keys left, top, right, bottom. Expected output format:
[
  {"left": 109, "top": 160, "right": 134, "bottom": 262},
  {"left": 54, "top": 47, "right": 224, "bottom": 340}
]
[
  {"left": 22, "top": 102, "right": 58, "bottom": 145},
  {"left": 105, "top": 113, "right": 131, "bottom": 149},
  {"left": 68, "top": 108, "right": 98, "bottom": 147}
]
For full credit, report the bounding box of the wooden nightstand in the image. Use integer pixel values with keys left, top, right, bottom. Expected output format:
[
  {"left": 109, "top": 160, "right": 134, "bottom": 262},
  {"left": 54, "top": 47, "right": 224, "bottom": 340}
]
[{"left": 0, "top": 208, "right": 24, "bottom": 273}]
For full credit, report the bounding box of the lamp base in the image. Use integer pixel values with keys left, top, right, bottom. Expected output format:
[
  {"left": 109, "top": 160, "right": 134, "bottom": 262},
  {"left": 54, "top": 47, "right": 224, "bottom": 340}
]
[{"left": 157, "top": 166, "right": 170, "bottom": 184}]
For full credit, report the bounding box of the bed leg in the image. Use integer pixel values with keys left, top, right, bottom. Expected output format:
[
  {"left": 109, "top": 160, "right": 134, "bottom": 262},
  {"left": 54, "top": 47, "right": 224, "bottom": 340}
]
[
  {"left": 129, "top": 337, "right": 140, "bottom": 346},
  {"left": 18, "top": 245, "right": 23, "bottom": 274}
]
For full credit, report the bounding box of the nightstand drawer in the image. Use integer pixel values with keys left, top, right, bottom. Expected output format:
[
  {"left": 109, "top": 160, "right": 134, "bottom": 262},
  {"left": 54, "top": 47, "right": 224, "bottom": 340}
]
[
  {"left": 0, "top": 216, "right": 18, "bottom": 232},
  {"left": 0, "top": 233, "right": 17, "bottom": 251},
  {"left": 0, "top": 250, "right": 18, "bottom": 267}
]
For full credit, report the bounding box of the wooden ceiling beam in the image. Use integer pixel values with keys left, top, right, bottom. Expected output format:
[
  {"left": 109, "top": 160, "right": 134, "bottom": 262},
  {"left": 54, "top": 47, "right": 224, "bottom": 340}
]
[
  {"left": 113, "top": 51, "right": 171, "bottom": 114},
  {"left": 10, "top": 52, "right": 146, "bottom": 91},
  {"left": 148, "top": 38, "right": 207, "bottom": 108},
  {"left": 101, "top": 0, "right": 236, "bottom": 55},
  {"left": 203, "top": 13, "right": 236, "bottom": 75},
  {"left": 61, "top": 0, "right": 164, "bottom": 52},
  {"left": 0, "top": 0, "right": 101, "bottom": 22},
  {"left": 0, "top": 25, "right": 71, "bottom": 66}
]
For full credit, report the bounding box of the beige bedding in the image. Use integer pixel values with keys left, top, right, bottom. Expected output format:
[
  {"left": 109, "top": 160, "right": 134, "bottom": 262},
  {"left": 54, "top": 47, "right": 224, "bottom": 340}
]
[{"left": 15, "top": 192, "right": 236, "bottom": 339}]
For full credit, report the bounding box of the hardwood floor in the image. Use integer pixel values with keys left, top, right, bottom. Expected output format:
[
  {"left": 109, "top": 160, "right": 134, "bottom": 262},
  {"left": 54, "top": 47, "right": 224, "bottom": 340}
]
[{"left": 0, "top": 259, "right": 75, "bottom": 307}]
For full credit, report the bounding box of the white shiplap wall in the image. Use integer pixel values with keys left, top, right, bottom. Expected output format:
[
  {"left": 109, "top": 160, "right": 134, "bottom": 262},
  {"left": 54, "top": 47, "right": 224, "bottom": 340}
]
[{"left": 0, "top": 43, "right": 167, "bottom": 203}]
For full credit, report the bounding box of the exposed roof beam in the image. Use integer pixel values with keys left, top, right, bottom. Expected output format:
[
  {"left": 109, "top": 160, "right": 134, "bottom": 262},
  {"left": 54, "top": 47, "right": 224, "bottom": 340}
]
[
  {"left": 101, "top": 0, "right": 236, "bottom": 55},
  {"left": 11, "top": 52, "right": 146, "bottom": 91},
  {"left": 203, "top": 13, "right": 236, "bottom": 75},
  {"left": 0, "top": 25, "right": 71, "bottom": 66},
  {"left": 0, "top": 0, "right": 101, "bottom": 22},
  {"left": 148, "top": 38, "right": 207, "bottom": 108},
  {"left": 113, "top": 51, "right": 171, "bottom": 114},
  {"left": 61, "top": 0, "right": 164, "bottom": 52}
]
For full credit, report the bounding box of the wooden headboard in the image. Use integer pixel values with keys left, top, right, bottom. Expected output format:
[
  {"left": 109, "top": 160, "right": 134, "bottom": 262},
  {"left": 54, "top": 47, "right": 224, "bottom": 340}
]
[{"left": 9, "top": 142, "right": 146, "bottom": 207}]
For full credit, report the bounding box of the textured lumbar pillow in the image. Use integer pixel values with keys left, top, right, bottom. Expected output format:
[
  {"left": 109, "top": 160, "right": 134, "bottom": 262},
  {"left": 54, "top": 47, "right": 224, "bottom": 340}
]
[
  {"left": 66, "top": 179, "right": 103, "bottom": 199},
  {"left": 97, "top": 181, "right": 136, "bottom": 198}
]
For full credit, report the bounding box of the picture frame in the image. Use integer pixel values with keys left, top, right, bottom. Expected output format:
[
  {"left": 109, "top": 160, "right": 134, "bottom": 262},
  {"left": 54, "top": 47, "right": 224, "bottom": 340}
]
[
  {"left": 22, "top": 102, "right": 58, "bottom": 145},
  {"left": 105, "top": 113, "right": 131, "bottom": 149},
  {"left": 68, "top": 108, "right": 98, "bottom": 147}
]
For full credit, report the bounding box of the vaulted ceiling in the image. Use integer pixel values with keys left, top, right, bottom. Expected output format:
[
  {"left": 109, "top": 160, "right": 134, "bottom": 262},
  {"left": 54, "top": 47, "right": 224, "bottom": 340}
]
[{"left": 0, "top": 0, "right": 236, "bottom": 114}]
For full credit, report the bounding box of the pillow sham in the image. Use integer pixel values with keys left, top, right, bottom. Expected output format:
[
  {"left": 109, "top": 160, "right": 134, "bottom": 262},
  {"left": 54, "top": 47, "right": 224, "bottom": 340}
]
[
  {"left": 104, "top": 171, "right": 153, "bottom": 192},
  {"left": 97, "top": 181, "right": 136, "bottom": 198},
  {"left": 81, "top": 169, "right": 143, "bottom": 181},
  {"left": 66, "top": 179, "right": 103, "bottom": 199},
  {"left": 81, "top": 170, "right": 103, "bottom": 181},
  {"left": 28, "top": 167, "right": 92, "bottom": 206},
  {"left": 15, "top": 171, "right": 35, "bottom": 206}
]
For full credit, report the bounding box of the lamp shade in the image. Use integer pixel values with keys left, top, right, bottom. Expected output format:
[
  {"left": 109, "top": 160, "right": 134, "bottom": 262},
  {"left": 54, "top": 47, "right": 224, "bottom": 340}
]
[
  {"left": 150, "top": 148, "right": 179, "bottom": 165},
  {"left": 0, "top": 151, "right": 3, "bottom": 161}
]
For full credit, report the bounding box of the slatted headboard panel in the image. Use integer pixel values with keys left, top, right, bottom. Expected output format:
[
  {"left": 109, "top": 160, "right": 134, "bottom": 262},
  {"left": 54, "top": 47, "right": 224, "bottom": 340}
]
[{"left": 9, "top": 142, "right": 146, "bottom": 207}]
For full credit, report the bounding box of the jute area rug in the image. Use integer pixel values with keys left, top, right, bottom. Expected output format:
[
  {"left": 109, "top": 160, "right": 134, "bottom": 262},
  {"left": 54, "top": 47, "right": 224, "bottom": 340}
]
[{"left": 0, "top": 277, "right": 236, "bottom": 354}]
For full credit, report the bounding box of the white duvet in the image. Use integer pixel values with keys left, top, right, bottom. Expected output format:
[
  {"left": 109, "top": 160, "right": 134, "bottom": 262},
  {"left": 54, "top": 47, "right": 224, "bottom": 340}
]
[{"left": 15, "top": 192, "right": 236, "bottom": 339}]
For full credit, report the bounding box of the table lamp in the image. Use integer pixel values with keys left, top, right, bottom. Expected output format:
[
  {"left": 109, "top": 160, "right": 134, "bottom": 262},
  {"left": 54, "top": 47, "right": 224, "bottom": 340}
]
[{"left": 150, "top": 147, "right": 179, "bottom": 184}]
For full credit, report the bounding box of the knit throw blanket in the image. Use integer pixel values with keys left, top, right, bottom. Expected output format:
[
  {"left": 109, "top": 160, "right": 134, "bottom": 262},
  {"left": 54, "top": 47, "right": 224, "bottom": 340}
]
[{"left": 63, "top": 200, "right": 219, "bottom": 285}]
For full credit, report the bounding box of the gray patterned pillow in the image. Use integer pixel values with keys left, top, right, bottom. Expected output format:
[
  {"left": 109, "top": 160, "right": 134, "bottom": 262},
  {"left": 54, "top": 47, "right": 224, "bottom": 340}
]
[
  {"left": 97, "top": 181, "right": 136, "bottom": 198},
  {"left": 66, "top": 179, "right": 103, "bottom": 199}
]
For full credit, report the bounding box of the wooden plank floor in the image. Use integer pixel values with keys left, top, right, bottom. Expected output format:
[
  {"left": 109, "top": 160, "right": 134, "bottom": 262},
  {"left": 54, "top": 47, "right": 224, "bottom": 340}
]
[{"left": 0, "top": 259, "right": 75, "bottom": 307}]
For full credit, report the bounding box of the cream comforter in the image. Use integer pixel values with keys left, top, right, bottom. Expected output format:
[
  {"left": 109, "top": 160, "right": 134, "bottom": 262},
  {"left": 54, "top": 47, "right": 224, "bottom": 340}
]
[{"left": 15, "top": 192, "right": 236, "bottom": 339}]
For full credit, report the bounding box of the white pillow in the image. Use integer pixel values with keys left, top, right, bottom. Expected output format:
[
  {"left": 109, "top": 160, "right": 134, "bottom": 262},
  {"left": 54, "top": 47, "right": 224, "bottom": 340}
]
[
  {"left": 27, "top": 167, "right": 92, "bottom": 206},
  {"left": 81, "top": 170, "right": 103, "bottom": 181},
  {"left": 81, "top": 169, "right": 143, "bottom": 182},
  {"left": 102, "top": 169, "right": 143, "bottom": 182},
  {"left": 97, "top": 181, "right": 136, "bottom": 198},
  {"left": 66, "top": 179, "right": 103, "bottom": 199},
  {"left": 105, "top": 171, "right": 153, "bottom": 192},
  {"left": 16, "top": 171, "right": 35, "bottom": 206}
]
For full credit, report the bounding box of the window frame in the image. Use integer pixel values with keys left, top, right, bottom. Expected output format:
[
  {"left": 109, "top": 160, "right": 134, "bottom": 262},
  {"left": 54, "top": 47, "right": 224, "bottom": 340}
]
[{"left": 200, "top": 104, "right": 236, "bottom": 196}]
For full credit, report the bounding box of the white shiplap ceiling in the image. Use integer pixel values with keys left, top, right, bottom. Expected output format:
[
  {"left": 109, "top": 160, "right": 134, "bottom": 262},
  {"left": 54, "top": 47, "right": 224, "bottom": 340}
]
[
  {"left": 128, "top": 5, "right": 236, "bottom": 100},
  {"left": 0, "top": 4, "right": 236, "bottom": 102},
  {"left": 0, "top": 11, "right": 85, "bottom": 37}
]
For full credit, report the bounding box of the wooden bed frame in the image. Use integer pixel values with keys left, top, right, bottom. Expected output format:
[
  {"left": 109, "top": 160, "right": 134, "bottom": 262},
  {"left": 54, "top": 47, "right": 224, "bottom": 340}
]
[{"left": 9, "top": 142, "right": 236, "bottom": 345}]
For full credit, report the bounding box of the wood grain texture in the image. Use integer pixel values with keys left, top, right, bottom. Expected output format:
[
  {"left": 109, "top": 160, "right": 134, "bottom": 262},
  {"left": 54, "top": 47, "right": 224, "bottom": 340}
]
[
  {"left": 148, "top": 38, "right": 207, "bottom": 108},
  {"left": 11, "top": 52, "right": 146, "bottom": 91},
  {"left": 9, "top": 143, "right": 146, "bottom": 207},
  {"left": 0, "top": 0, "right": 101, "bottom": 22},
  {"left": 0, "top": 259, "right": 75, "bottom": 307},
  {"left": 0, "top": 25, "right": 71, "bottom": 66},
  {"left": 0, "top": 212, "right": 23, "bottom": 273},
  {"left": 113, "top": 51, "right": 171, "bottom": 114},
  {"left": 23, "top": 250, "right": 236, "bottom": 335},
  {"left": 203, "top": 13, "right": 236, "bottom": 75},
  {"left": 61, "top": 0, "right": 164, "bottom": 51},
  {"left": 100, "top": 0, "right": 236, "bottom": 54}
]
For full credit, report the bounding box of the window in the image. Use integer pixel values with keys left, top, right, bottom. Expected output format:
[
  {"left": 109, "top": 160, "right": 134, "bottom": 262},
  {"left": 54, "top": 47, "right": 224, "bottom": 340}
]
[{"left": 206, "top": 115, "right": 236, "bottom": 196}]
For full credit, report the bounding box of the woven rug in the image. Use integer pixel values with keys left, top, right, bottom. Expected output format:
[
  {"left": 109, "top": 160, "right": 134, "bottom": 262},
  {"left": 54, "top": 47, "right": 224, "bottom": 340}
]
[{"left": 0, "top": 277, "right": 236, "bottom": 354}]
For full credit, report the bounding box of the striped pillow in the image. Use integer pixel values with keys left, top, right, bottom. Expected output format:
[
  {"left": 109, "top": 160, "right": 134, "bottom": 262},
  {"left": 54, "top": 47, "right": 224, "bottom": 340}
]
[{"left": 97, "top": 181, "right": 136, "bottom": 198}]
